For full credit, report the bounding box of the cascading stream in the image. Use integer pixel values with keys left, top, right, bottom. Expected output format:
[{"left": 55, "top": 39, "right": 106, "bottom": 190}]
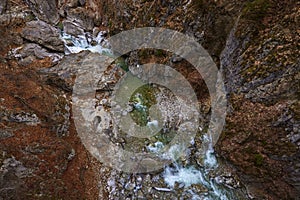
[{"left": 61, "top": 31, "right": 247, "bottom": 200}]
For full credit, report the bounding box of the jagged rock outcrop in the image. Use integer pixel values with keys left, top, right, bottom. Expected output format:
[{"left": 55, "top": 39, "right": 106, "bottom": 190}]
[
  {"left": 216, "top": 0, "right": 300, "bottom": 198},
  {"left": 25, "top": 0, "right": 59, "bottom": 25},
  {"left": 14, "top": 43, "right": 63, "bottom": 65},
  {"left": 22, "top": 20, "right": 64, "bottom": 52},
  {"left": 62, "top": 20, "right": 85, "bottom": 36},
  {"left": 98, "top": 0, "right": 300, "bottom": 198},
  {"left": 66, "top": 7, "right": 95, "bottom": 31}
]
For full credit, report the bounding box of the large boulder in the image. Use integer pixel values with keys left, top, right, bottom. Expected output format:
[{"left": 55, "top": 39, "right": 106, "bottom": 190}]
[
  {"left": 11, "top": 43, "right": 63, "bottom": 66},
  {"left": 62, "top": 20, "right": 85, "bottom": 36},
  {"left": 19, "top": 43, "right": 61, "bottom": 60},
  {"left": 26, "top": 0, "right": 59, "bottom": 25},
  {"left": 22, "top": 20, "right": 64, "bottom": 52},
  {"left": 66, "top": 7, "right": 94, "bottom": 31}
]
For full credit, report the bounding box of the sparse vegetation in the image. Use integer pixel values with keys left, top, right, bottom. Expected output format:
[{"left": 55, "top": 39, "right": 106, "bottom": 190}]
[
  {"left": 57, "top": 21, "right": 63, "bottom": 30},
  {"left": 242, "top": 0, "right": 271, "bottom": 21},
  {"left": 129, "top": 84, "right": 157, "bottom": 126},
  {"left": 254, "top": 153, "right": 264, "bottom": 166},
  {"left": 115, "top": 57, "right": 129, "bottom": 72}
]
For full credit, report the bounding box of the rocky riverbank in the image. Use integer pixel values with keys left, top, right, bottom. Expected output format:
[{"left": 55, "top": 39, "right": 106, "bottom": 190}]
[{"left": 0, "top": 0, "right": 299, "bottom": 199}]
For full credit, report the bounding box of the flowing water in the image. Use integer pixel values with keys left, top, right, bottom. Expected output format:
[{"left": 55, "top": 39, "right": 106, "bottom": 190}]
[
  {"left": 61, "top": 31, "right": 112, "bottom": 55},
  {"left": 61, "top": 32, "right": 248, "bottom": 199}
]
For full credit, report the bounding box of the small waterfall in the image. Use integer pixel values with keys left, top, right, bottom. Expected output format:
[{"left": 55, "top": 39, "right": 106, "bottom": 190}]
[
  {"left": 157, "top": 142, "right": 232, "bottom": 199},
  {"left": 146, "top": 133, "right": 236, "bottom": 199},
  {"left": 60, "top": 31, "right": 112, "bottom": 55}
]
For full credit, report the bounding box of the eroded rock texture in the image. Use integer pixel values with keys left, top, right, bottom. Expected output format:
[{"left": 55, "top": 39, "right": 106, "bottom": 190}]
[{"left": 0, "top": 0, "right": 299, "bottom": 199}]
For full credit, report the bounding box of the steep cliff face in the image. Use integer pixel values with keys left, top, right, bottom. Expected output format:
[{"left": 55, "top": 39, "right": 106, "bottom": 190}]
[
  {"left": 217, "top": 0, "right": 300, "bottom": 199},
  {"left": 96, "top": 0, "right": 300, "bottom": 198},
  {"left": 0, "top": 0, "right": 299, "bottom": 199},
  {"left": 0, "top": 1, "right": 104, "bottom": 199}
]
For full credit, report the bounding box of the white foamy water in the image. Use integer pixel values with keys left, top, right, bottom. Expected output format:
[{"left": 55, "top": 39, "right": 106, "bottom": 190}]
[
  {"left": 147, "top": 141, "right": 164, "bottom": 153},
  {"left": 147, "top": 140, "right": 230, "bottom": 200},
  {"left": 60, "top": 31, "right": 112, "bottom": 55},
  {"left": 146, "top": 135, "right": 228, "bottom": 199},
  {"left": 164, "top": 165, "right": 207, "bottom": 188},
  {"left": 147, "top": 120, "right": 159, "bottom": 127},
  {"left": 204, "top": 145, "right": 218, "bottom": 169}
]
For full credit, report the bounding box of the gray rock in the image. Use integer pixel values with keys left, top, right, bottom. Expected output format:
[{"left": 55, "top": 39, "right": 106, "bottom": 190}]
[
  {"left": 291, "top": 133, "right": 300, "bottom": 143},
  {"left": 66, "top": 7, "right": 94, "bottom": 31},
  {"left": 8, "top": 112, "right": 40, "bottom": 125},
  {"left": 39, "top": 51, "right": 90, "bottom": 92},
  {"left": 0, "top": 0, "right": 7, "bottom": 14},
  {"left": 9, "top": 43, "right": 63, "bottom": 66},
  {"left": 67, "top": 149, "right": 76, "bottom": 160},
  {"left": 22, "top": 21, "right": 64, "bottom": 52},
  {"left": 25, "top": 144, "right": 46, "bottom": 154},
  {"left": 19, "top": 43, "right": 63, "bottom": 62},
  {"left": 125, "top": 181, "right": 136, "bottom": 191},
  {"left": 41, "top": 51, "right": 89, "bottom": 79},
  {"left": 18, "top": 55, "right": 35, "bottom": 66},
  {"left": 78, "top": 0, "right": 86, "bottom": 6},
  {"left": 244, "top": 64, "right": 300, "bottom": 103},
  {"left": 1, "top": 157, "right": 33, "bottom": 178},
  {"left": 92, "top": 27, "right": 100, "bottom": 37},
  {"left": 0, "top": 157, "right": 32, "bottom": 199},
  {"left": 26, "top": 0, "right": 59, "bottom": 25},
  {"left": 58, "top": 0, "right": 85, "bottom": 9},
  {"left": 62, "top": 20, "right": 85, "bottom": 36},
  {"left": 0, "top": 130, "right": 14, "bottom": 139},
  {"left": 171, "top": 55, "right": 183, "bottom": 63}
]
